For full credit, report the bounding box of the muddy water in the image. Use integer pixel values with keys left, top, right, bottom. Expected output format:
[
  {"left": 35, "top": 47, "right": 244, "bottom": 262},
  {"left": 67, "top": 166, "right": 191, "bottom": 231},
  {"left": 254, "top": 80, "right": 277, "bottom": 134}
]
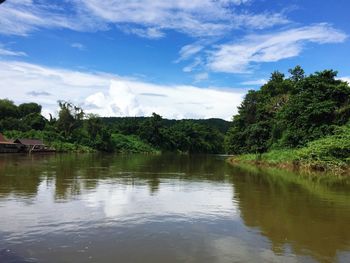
[{"left": 0, "top": 154, "right": 349, "bottom": 262}]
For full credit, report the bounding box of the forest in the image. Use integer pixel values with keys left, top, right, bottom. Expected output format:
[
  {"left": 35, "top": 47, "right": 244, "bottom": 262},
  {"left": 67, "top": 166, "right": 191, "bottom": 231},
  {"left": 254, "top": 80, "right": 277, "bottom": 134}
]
[
  {"left": 0, "top": 100, "right": 228, "bottom": 154},
  {"left": 1, "top": 66, "right": 349, "bottom": 170}
]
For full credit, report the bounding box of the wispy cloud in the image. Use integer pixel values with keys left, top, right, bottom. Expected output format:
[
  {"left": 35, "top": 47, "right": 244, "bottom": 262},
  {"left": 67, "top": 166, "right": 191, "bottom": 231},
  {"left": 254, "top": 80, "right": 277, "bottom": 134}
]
[
  {"left": 207, "top": 24, "right": 347, "bottom": 73},
  {"left": 183, "top": 57, "right": 203, "bottom": 73},
  {"left": 140, "top": 93, "right": 168, "bottom": 98},
  {"left": 0, "top": 0, "right": 288, "bottom": 38},
  {"left": 194, "top": 72, "right": 209, "bottom": 83},
  {"left": 176, "top": 43, "right": 205, "bottom": 63},
  {"left": 71, "top": 42, "right": 86, "bottom": 51},
  {"left": 27, "top": 91, "right": 51, "bottom": 97},
  {"left": 0, "top": 0, "right": 106, "bottom": 36},
  {"left": 81, "top": 0, "right": 288, "bottom": 37},
  {"left": 0, "top": 44, "right": 26, "bottom": 57},
  {"left": 0, "top": 60, "right": 246, "bottom": 120},
  {"left": 1, "top": 1, "right": 347, "bottom": 79},
  {"left": 120, "top": 27, "right": 165, "bottom": 39}
]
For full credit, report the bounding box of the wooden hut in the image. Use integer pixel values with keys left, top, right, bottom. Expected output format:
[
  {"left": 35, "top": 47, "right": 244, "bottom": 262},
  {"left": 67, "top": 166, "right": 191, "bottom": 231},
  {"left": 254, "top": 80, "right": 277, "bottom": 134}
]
[
  {"left": 13, "top": 138, "right": 55, "bottom": 153},
  {"left": 13, "top": 138, "right": 45, "bottom": 152},
  {"left": 0, "top": 133, "right": 20, "bottom": 153}
]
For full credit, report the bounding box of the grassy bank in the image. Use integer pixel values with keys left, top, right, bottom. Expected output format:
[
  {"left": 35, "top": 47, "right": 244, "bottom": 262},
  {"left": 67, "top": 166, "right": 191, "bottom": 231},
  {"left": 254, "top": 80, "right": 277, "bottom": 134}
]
[{"left": 229, "top": 124, "right": 350, "bottom": 174}]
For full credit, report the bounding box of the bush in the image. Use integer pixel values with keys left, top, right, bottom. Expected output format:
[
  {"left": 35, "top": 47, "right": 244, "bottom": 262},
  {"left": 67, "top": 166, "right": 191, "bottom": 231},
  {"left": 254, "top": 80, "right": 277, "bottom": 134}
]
[
  {"left": 49, "top": 141, "right": 95, "bottom": 153},
  {"left": 111, "top": 133, "right": 157, "bottom": 153},
  {"left": 296, "top": 125, "right": 350, "bottom": 170}
]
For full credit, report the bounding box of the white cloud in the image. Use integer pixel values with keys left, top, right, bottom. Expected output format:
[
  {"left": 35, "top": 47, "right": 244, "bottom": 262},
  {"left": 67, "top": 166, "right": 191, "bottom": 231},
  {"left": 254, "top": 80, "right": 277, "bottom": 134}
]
[
  {"left": 183, "top": 57, "right": 203, "bottom": 73},
  {"left": 71, "top": 42, "right": 86, "bottom": 50},
  {"left": 194, "top": 72, "right": 209, "bottom": 83},
  {"left": 0, "top": 60, "right": 246, "bottom": 120},
  {"left": 207, "top": 24, "right": 347, "bottom": 73},
  {"left": 120, "top": 26, "right": 165, "bottom": 39},
  {"left": 85, "top": 79, "right": 244, "bottom": 120},
  {"left": 0, "top": 0, "right": 106, "bottom": 36},
  {"left": 0, "top": 44, "right": 26, "bottom": 57},
  {"left": 176, "top": 43, "right": 204, "bottom": 62},
  {"left": 0, "top": 0, "right": 288, "bottom": 37},
  {"left": 241, "top": 79, "right": 267, "bottom": 86},
  {"left": 340, "top": 77, "right": 350, "bottom": 84},
  {"left": 80, "top": 0, "right": 288, "bottom": 37}
]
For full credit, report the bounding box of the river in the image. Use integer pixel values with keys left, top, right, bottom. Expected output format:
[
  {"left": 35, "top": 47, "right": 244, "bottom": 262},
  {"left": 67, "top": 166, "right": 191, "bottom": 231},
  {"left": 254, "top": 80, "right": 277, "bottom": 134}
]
[{"left": 0, "top": 154, "right": 349, "bottom": 263}]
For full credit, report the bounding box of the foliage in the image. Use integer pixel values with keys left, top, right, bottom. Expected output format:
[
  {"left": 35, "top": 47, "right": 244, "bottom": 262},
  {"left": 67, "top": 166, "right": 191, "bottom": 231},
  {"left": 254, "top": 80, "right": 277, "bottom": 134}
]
[
  {"left": 233, "top": 123, "right": 350, "bottom": 172},
  {"left": 226, "top": 66, "right": 350, "bottom": 154},
  {"left": 296, "top": 124, "right": 350, "bottom": 170},
  {"left": 162, "top": 121, "right": 224, "bottom": 153},
  {"left": 56, "top": 101, "right": 84, "bottom": 138},
  {"left": 49, "top": 141, "right": 95, "bottom": 153},
  {"left": 0, "top": 100, "right": 226, "bottom": 154},
  {"left": 111, "top": 134, "right": 157, "bottom": 153}
]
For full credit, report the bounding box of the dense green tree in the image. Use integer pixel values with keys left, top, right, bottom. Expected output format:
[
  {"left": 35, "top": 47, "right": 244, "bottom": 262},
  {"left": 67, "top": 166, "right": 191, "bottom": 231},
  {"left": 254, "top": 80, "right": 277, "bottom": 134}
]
[
  {"left": 225, "top": 67, "right": 350, "bottom": 154},
  {"left": 139, "top": 113, "right": 165, "bottom": 148},
  {"left": 22, "top": 113, "right": 46, "bottom": 130},
  {"left": 0, "top": 99, "right": 18, "bottom": 119},
  {"left": 18, "top": 103, "right": 42, "bottom": 118},
  {"left": 84, "top": 114, "right": 114, "bottom": 151},
  {"left": 56, "top": 101, "right": 84, "bottom": 138},
  {"left": 288, "top": 65, "right": 305, "bottom": 82},
  {"left": 276, "top": 70, "right": 350, "bottom": 147}
]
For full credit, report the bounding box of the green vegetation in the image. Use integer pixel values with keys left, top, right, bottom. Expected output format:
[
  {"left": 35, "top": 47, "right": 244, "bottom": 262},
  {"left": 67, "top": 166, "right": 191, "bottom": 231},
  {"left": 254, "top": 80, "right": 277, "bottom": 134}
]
[
  {"left": 226, "top": 66, "right": 350, "bottom": 172},
  {"left": 1, "top": 66, "right": 349, "bottom": 170},
  {"left": 0, "top": 100, "right": 227, "bottom": 153}
]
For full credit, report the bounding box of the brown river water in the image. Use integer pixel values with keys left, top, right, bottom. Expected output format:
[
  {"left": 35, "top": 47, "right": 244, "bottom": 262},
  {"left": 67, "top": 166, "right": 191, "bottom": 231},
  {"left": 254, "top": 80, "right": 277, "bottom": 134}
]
[{"left": 0, "top": 153, "right": 349, "bottom": 263}]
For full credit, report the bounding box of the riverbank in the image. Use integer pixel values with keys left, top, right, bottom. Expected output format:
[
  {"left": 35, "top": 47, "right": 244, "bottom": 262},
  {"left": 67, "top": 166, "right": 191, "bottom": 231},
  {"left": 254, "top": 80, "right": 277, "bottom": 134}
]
[
  {"left": 228, "top": 123, "right": 350, "bottom": 174},
  {"left": 228, "top": 151, "right": 349, "bottom": 175}
]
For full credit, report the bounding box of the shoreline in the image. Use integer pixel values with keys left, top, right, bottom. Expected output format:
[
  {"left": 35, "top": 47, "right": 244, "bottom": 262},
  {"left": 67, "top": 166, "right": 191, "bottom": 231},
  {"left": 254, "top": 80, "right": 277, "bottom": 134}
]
[{"left": 227, "top": 156, "right": 350, "bottom": 175}]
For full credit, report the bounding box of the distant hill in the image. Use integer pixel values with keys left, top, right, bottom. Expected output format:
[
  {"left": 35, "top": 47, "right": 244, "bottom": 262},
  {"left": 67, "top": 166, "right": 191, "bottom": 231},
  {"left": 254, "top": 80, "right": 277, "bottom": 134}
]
[{"left": 101, "top": 117, "right": 231, "bottom": 134}]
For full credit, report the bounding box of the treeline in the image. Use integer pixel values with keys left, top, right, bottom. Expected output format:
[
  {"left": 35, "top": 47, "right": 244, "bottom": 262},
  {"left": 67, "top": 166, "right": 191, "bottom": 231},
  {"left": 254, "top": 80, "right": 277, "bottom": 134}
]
[
  {"left": 226, "top": 66, "right": 350, "bottom": 171},
  {"left": 2, "top": 66, "right": 349, "bottom": 163},
  {"left": 0, "top": 100, "right": 228, "bottom": 153}
]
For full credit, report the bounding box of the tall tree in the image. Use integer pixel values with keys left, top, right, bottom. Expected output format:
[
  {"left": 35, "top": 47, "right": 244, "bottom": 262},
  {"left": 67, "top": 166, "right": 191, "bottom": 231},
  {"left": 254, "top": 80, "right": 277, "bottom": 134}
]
[{"left": 56, "top": 101, "right": 84, "bottom": 138}]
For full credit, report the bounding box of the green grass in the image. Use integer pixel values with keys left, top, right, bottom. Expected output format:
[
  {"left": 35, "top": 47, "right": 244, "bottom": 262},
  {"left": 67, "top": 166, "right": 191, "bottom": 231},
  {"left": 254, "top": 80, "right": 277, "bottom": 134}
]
[{"left": 232, "top": 124, "right": 350, "bottom": 173}]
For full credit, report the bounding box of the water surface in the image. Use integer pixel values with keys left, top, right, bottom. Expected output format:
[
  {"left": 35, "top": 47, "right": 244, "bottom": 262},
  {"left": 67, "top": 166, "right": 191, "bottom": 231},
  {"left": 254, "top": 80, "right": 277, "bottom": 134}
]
[{"left": 0, "top": 154, "right": 349, "bottom": 263}]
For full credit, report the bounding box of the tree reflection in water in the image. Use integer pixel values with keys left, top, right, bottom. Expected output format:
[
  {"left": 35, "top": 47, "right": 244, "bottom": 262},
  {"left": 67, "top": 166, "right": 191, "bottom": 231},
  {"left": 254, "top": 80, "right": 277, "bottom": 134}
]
[{"left": 0, "top": 154, "right": 349, "bottom": 262}]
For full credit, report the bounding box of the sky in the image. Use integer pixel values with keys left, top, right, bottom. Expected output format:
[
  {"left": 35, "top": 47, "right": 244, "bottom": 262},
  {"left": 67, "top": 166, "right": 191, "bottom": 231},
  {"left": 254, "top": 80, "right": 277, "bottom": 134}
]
[{"left": 0, "top": 0, "right": 349, "bottom": 120}]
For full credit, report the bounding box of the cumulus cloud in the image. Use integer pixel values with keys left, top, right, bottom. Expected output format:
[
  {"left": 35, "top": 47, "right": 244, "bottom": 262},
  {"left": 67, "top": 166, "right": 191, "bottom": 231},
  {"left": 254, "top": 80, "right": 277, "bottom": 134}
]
[
  {"left": 85, "top": 79, "right": 244, "bottom": 120},
  {"left": 0, "top": 60, "right": 246, "bottom": 120},
  {"left": 207, "top": 24, "right": 347, "bottom": 73},
  {"left": 0, "top": 0, "right": 288, "bottom": 37}
]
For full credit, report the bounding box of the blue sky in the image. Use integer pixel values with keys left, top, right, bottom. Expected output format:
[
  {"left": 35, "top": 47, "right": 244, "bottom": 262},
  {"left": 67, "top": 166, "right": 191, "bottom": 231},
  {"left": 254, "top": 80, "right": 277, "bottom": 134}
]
[{"left": 0, "top": 0, "right": 349, "bottom": 120}]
